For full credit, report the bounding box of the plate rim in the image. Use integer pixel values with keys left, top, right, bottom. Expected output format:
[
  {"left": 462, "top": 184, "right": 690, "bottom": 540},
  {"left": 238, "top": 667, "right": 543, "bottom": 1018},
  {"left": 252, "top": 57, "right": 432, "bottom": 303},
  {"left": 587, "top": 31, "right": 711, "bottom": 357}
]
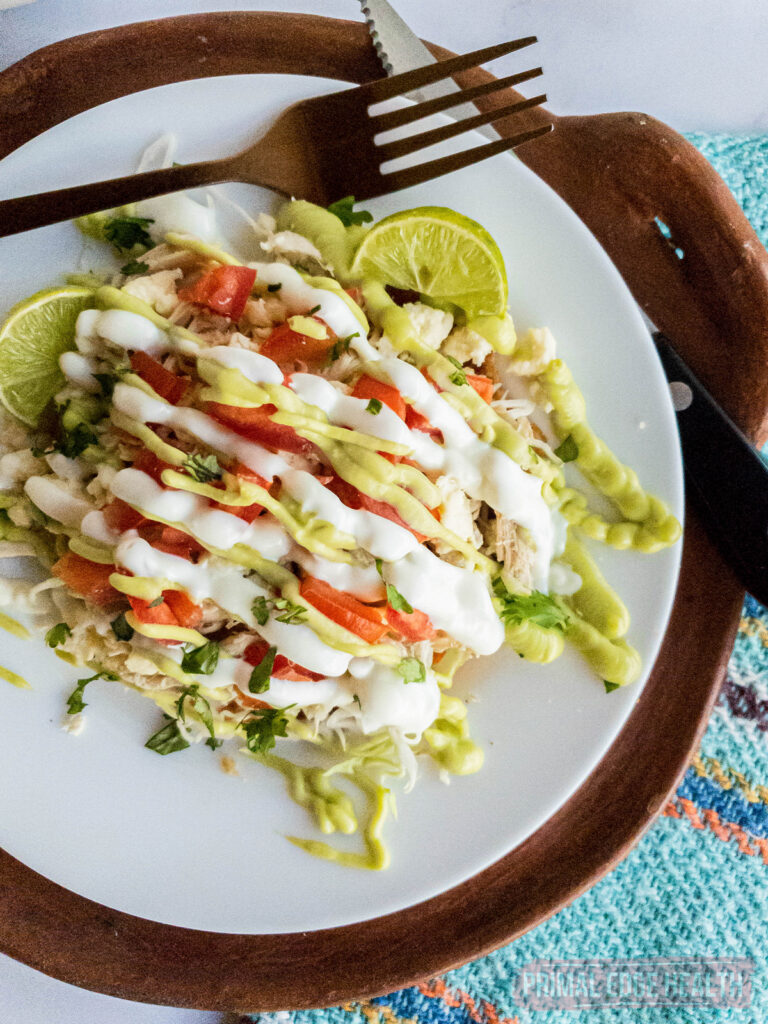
[{"left": 0, "top": 11, "right": 745, "bottom": 1011}]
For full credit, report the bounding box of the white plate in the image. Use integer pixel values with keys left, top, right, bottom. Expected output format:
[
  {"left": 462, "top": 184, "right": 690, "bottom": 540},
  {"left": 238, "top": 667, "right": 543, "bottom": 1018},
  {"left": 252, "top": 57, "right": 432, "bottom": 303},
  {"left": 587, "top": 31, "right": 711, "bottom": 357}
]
[{"left": 0, "top": 74, "right": 683, "bottom": 935}]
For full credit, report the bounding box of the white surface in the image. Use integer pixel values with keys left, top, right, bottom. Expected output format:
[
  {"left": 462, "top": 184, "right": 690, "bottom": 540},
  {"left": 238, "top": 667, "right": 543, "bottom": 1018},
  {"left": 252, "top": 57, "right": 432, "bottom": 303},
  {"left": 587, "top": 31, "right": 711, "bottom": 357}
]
[
  {"left": 0, "top": 70, "right": 683, "bottom": 934},
  {"left": 0, "top": 0, "right": 732, "bottom": 1019}
]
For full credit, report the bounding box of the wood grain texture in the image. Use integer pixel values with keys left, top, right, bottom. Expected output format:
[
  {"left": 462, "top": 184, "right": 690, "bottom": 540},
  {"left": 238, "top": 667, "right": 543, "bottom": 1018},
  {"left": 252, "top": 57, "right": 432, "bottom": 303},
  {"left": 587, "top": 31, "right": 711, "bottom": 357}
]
[{"left": 0, "top": 12, "right": 757, "bottom": 1011}]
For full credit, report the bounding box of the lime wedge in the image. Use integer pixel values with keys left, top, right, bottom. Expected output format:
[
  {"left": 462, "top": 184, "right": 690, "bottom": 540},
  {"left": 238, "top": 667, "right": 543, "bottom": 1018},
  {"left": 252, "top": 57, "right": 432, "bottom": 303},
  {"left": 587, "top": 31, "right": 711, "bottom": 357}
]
[
  {"left": 0, "top": 287, "right": 96, "bottom": 426},
  {"left": 349, "top": 206, "right": 508, "bottom": 318}
]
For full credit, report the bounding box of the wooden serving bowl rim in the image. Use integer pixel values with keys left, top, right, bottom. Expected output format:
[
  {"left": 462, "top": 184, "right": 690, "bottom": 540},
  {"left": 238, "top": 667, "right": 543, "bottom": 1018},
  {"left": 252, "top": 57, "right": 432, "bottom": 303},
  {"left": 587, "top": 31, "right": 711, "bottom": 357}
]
[{"left": 0, "top": 11, "right": 750, "bottom": 1012}]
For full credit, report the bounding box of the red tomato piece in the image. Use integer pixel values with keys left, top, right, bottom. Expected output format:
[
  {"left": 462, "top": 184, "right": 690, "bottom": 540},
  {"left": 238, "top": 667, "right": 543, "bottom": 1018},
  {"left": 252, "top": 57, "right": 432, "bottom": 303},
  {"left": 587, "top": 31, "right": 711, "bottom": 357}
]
[
  {"left": 163, "top": 589, "right": 203, "bottom": 628},
  {"left": 53, "top": 553, "right": 119, "bottom": 607},
  {"left": 351, "top": 375, "right": 406, "bottom": 419},
  {"left": 465, "top": 373, "right": 495, "bottom": 403},
  {"left": 233, "top": 686, "right": 271, "bottom": 710},
  {"left": 178, "top": 264, "right": 257, "bottom": 320},
  {"left": 258, "top": 320, "right": 335, "bottom": 370},
  {"left": 299, "top": 577, "right": 389, "bottom": 644},
  {"left": 405, "top": 405, "right": 443, "bottom": 441},
  {"left": 129, "top": 351, "right": 188, "bottom": 405},
  {"left": 128, "top": 594, "right": 178, "bottom": 626},
  {"left": 386, "top": 605, "right": 437, "bottom": 642},
  {"left": 102, "top": 498, "right": 146, "bottom": 532},
  {"left": 137, "top": 522, "right": 204, "bottom": 561},
  {"left": 244, "top": 639, "right": 324, "bottom": 682},
  {"left": 131, "top": 449, "right": 174, "bottom": 484},
  {"left": 326, "top": 474, "right": 429, "bottom": 543},
  {"left": 206, "top": 402, "right": 315, "bottom": 455}
]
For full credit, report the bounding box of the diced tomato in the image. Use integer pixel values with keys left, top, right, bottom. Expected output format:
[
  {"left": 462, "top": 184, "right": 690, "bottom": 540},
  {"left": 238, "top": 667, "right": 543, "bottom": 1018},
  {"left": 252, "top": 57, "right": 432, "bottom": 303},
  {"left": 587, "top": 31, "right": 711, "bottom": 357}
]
[
  {"left": 178, "top": 264, "right": 257, "bottom": 320},
  {"left": 130, "top": 351, "right": 188, "bottom": 405},
  {"left": 138, "top": 522, "right": 204, "bottom": 561},
  {"left": 386, "top": 605, "right": 437, "bottom": 642},
  {"left": 405, "top": 405, "right": 443, "bottom": 441},
  {"left": 53, "top": 552, "right": 120, "bottom": 607},
  {"left": 244, "top": 639, "right": 324, "bottom": 682},
  {"left": 215, "top": 501, "right": 266, "bottom": 523},
  {"left": 206, "top": 402, "right": 315, "bottom": 455},
  {"left": 327, "top": 474, "right": 429, "bottom": 543},
  {"left": 132, "top": 449, "right": 174, "bottom": 484},
  {"left": 163, "top": 589, "right": 203, "bottom": 628},
  {"left": 465, "top": 373, "right": 494, "bottom": 403},
  {"left": 128, "top": 594, "right": 178, "bottom": 626},
  {"left": 102, "top": 498, "right": 146, "bottom": 532},
  {"left": 351, "top": 375, "right": 406, "bottom": 419},
  {"left": 258, "top": 321, "right": 335, "bottom": 370},
  {"left": 231, "top": 463, "right": 272, "bottom": 488},
  {"left": 233, "top": 687, "right": 271, "bottom": 710},
  {"left": 299, "top": 577, "right": 389, "bottom": 644}
]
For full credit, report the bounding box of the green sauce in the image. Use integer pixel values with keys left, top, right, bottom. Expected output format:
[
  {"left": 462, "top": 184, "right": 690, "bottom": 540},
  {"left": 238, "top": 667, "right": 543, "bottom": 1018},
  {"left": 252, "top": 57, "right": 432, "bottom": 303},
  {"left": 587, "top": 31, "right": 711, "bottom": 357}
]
[{"left": 422, "top": 695, "right": 484, "bottom": 775}]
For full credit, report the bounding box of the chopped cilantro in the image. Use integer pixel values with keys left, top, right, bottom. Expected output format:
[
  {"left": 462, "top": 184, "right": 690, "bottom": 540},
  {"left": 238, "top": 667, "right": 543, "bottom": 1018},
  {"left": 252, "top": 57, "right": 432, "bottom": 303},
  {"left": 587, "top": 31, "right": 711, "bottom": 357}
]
[
  {"left": 445, "top": 354, "right": 467, "bottom": 386},
  {"left": 110, "top": 612, "right": 134, "bottom": 641},
  {"left": 397, "top": 657, "right": 426, "bottom": 683},
  {"left": 327, "top": 196, "right": 374, "bottom": 227},
  {"left": 492, "top": 578, "right": 569, "bottom": 631},
  {"left": 308, "top": 304, "right": 321, "bottom": 315},
  {"left": 352, "top": 694, "right": 362, "bottom": 709},
  {"left": 104, "top": 215, "right": 154, "bottom": 252},
  {"left": 248, "top": 645, "right": 277, "bottom": 693},
  {"left": 182, "top": 453, "right": 222, "bottom": 483},
  {"left": 92, "top": 373, "right": 115, "bottom": 399},
  {"left": 176, "top": 683, "right": 221, "bottom": 749},
  {"left": 252, "top": 596, "right": 306, "bottom": 626},
  {"left": 239, "top": 705, "right": 291, "bottom": 754},
  {"left": 604, "top": 680, "right": 621, "bottom": 693},
  {"left": 145, "top": 717, "right": 190, "bottom": 755},
  {"left": 180, "top": 640, "right": 220, "bottom": 675},
  {"left": 327, "top": 332, "right": 358, "bottom": 364},
  {"left": 366, "top": 398, "right": 383, "bottom": 415},
  {"left": 121, "top": 260, "right": 149, "bottom": 276},
  {"left": 39, "top": 422, "right": 99, "bottom": 460},
  {"left": 375, "top": 558, "right": 383, "bottom": 576},
  {"left": 45, "top": 622, "right": 71, "bottom": 648},
  {"left": 267, "top": 282, "right": 282, "bottom": 292},
  {"left": 554, "top": 435, "right": 579, "bottom": 463},
  {"left": 66, "top": 668, "right": 117, "bottom": 715},
  {"left": 386, "top": 584, "right": 413, "bottom": 614},
  {"left": 147, "top": 596, "right": 165, "bottom": 608}
]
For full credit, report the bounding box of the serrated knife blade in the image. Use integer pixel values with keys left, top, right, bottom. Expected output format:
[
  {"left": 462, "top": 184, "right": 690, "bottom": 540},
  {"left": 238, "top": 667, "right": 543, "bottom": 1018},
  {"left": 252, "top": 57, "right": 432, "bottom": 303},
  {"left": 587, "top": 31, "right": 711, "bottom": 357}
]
[{"left": 359, "top": 0, "right": 499, "bottom": 137}]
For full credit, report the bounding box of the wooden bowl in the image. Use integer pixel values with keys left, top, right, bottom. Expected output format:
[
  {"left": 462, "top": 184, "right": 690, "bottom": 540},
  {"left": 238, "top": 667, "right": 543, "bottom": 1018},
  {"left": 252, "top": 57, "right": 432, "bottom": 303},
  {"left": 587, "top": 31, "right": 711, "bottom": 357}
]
[{"left": 0, "top": 12, "right": 764, "bottom": 1012}]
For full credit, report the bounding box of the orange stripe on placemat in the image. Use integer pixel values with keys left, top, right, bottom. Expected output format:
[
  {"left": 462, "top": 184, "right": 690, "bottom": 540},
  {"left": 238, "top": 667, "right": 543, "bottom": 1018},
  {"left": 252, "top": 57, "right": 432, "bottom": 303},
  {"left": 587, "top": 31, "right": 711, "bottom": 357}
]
[
  {"left": 665, "top": 795, "right": 767, "bottom": 863},
  {"left": 678, "top": 797, "right": 705, "bottom": 829},
  {"left": 418, "top": 979, "right": 520, "bottom": 1024}
]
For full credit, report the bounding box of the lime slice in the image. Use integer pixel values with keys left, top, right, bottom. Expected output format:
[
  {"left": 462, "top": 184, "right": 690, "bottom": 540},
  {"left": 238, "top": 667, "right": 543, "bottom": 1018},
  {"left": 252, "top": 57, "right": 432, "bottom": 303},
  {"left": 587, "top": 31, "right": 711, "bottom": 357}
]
[
  {"left": 0, "top": 286, "right": 96, "bottom": 426},
  {"left": 349, "top": 206, "right": 508, "bottom": 318}
]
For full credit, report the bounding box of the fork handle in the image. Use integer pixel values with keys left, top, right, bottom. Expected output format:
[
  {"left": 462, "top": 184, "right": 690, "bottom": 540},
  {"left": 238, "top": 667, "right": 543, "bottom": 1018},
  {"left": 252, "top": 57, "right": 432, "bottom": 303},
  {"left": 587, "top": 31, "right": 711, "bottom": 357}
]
[{"left": 0, "top": 158, "right": 238, "bottom": 238}]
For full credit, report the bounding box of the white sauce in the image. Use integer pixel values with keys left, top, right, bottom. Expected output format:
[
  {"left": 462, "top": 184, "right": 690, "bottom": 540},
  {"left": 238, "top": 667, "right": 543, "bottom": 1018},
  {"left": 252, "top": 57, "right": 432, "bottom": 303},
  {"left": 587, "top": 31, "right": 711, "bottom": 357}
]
[
  {"left": 23, "top": 476, "right": 93, "bottom": 528},
  {"left": 385, "top": 546, "right": 504, "bottom": 656},
  {"left": 350, "top": 659, "right": 440, "bottom": 737},
  {"left": 200, "top": 346, "right": 284, "bottom": 385},
  {"left": 59, "top": 352, "right": 100, "bottom": 392},
  {"left": 115, "top": 535, "right": 351, "bottom": 677},
  {"left": 289, "top": 545, "right": 385, "bottom": 602}
]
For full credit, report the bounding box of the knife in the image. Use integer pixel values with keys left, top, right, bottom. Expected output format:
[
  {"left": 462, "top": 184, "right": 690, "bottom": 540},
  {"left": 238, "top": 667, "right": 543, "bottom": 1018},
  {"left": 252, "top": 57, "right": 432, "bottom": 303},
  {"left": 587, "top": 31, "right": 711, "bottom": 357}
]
[
  {"left": 361, "top": 0, "right": 768, "bottom": 606},
  {"left": 359, "top": 0, "right": 499, "bottom": 136}
]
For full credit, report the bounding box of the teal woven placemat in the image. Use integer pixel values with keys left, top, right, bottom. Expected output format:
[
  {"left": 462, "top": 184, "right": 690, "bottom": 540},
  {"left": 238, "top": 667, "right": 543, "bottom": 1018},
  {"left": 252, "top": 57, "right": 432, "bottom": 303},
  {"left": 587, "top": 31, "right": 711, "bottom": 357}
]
[{"left": 246, "top": 134, "right": 768, "bottom": 1024}]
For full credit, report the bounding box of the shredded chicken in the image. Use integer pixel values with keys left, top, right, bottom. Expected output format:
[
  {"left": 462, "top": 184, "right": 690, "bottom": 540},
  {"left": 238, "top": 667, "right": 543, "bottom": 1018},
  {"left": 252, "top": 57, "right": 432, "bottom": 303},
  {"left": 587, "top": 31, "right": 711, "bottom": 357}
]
[
  {"left": 480, "top": 512, "right": 535, "bottom": 589},
  {"left": 403, "top": 302, "right": 454, "bottom": 350},
  {"left": 441, "top": 325, "right": 492, "bottom": 366}
]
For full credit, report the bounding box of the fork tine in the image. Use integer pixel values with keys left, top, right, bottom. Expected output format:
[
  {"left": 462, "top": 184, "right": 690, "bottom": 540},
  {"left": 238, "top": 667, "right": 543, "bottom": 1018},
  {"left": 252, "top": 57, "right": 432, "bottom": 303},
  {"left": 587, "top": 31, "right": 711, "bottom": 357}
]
[
  {"left": 371, "top": 68, "right": 544, "bottom": 133},
  {"left": 378, "top": 123, "right": 554, "bottom": 194},
  {"left": 377, "top": 95, "right": 547, "bottom": 162},
  {"left": 362, "top": 37, "right": 538, "bottom": 104}
]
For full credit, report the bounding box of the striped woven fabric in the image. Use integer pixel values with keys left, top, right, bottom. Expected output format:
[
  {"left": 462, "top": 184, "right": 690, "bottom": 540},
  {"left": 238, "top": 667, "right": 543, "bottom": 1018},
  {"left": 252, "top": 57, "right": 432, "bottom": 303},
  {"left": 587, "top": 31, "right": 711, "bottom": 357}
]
[{"left": 245, "top": 134, "right": 768, "bottom": 1024}]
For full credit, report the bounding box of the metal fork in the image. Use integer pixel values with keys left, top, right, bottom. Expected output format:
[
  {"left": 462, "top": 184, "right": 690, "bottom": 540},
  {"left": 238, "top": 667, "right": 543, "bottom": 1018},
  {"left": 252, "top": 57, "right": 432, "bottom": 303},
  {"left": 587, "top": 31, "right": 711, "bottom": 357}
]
[{"left": 0, "top": 38, "right": 549, "bottom": 239}]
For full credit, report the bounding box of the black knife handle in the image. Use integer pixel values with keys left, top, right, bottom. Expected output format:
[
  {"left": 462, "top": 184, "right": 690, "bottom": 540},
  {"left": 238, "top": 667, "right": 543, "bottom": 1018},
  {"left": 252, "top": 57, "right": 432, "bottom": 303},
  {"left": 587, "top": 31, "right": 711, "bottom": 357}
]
[{"left": 653, "top": 332, "right": 768, "bottom": 607}]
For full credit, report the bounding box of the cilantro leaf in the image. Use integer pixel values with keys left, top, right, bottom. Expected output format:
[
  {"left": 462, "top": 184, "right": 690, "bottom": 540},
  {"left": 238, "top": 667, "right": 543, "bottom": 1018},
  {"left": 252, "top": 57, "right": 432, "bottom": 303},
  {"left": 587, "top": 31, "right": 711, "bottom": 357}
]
[
  {"left": 145, "top": 718, "right": 190, "bottom": 755},
  {"left": 252, "top": 596, "right": 306, "bottom": 626},
  {"left": 121, "top": 260, "right": 150, "bottom": 276},
  {"left": 110, "top": 612, "right": 134, "bottom": 641},
  {"left": 327, "top": 332, "right": 358, "bottom": 364},
  {"left": 176, "top": 683, "right": 221, "bottom": 748},
  {"left": 252, "top": 596, "right": 270, "bottom": 626},
  {"left": 240, "top": 705, "right": 291, "bottom": 754},
  {"left": 104, "top": 215, "right": 154, "bottom": 252},
  {"left": 92, "top": 373, "right": 115, "bottom": 399},
  {"left": 65, "top": 668, "right": 117, "bottom": 715},
  {"left": 52, "top": 422, "right": 98, "bottom": 459},
  {"left": 492, "top": 578, "right": 569, "bottom": 631},
  {"left": 308, "top": 304, "right": 321, "bottom": 315},
  {"left": 366, "top": 398, "right": 382, "bottom": 415},
  {"left": 180, "top": 640, "right": 220, "bottom": 675},
  {"left": 386, "top": 584, "right": 413, "bottom": 614},
  {"left": 397, "top": 657, "right": 426, "bottom": 683},
  {"left": 182, "top": 453, "right": 222, "bottom": 483},
  {"left": 327, "top": 196, "right": 374, "bottom": 227},
  {"left": 147, "top": 596, "right": 165, "bottom": 609},
  {"left": 445, "top": 354, "right": 467, "bottom": 386},
  {"left": 604, "top": 680, "right": 621, "bottom": 693},
  {"left": 554, "top": 434, "right": 579, "bottom": 463},
  {"left": 45, "top": 622, "right": 71, "bottom": 648},
  {"left": 248, "top": 645, "right": 276, "bottom": 693}
]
